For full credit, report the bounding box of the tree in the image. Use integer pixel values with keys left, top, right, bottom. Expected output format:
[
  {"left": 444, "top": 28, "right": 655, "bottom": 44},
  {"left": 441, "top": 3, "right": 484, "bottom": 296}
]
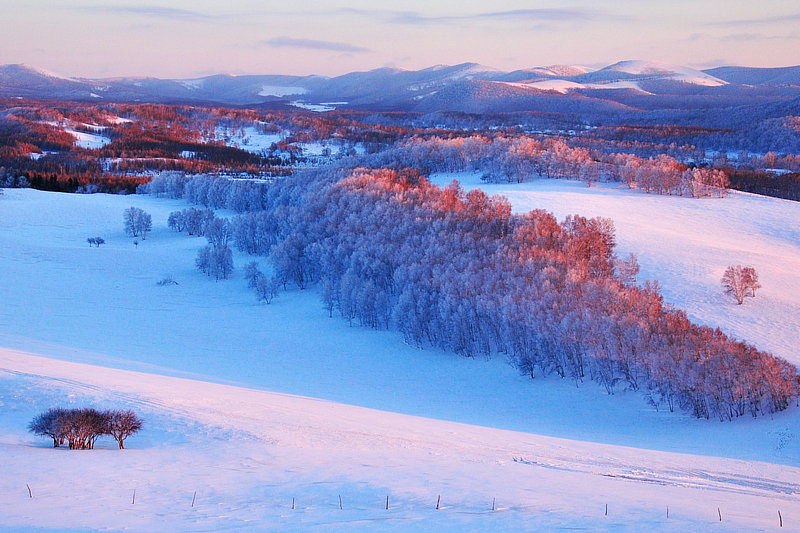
[
  {"left": 123, "top": 207, "right": 153, "bottom": 240},
  {"left": 87, "top": 237, "right": 105, "bottom": 247},
  {"left": 721, "top": 265, "right": 748, "bottom": 304},
  {"left": 105, "top": 409, "right": 143, "bottom": 449},
  {"left": 196, "top": 244, "right": 234, "bottom": 280},
  {"left": 28, "top": 407, "right": 68, "bottom": 447},
  {"left": 741, "top": 266, "right": 761, "bottom": 297}
]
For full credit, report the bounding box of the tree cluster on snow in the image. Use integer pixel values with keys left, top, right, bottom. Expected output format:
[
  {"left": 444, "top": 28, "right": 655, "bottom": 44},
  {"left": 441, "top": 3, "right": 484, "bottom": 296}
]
[
  {"left": 28, "top": 408, "right": 143, "bottom": 450},
  {"left": 144, "top": 168, "right": 798, "bottom": 421},
  {"left": 86, "top": 236, "right": 105, "bottom": 247},
  {"left": 362, "top": 135, "right": 729, "bottom": 197},
  {"left": 123, "top": 207, "right": 152, "bottom": 240},
  {"left": 244, "top": 261, "right": 280, "bottom": 303}
]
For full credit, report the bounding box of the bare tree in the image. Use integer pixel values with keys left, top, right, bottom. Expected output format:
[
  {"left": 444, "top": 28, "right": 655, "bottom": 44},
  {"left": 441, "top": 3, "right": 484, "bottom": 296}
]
[
  {"left": 721, "top": 265, "right": 748, "bottom": 304},
  {"left": 741, "top": 266, "right": 761, "bottom": 297},
  {"left": 105, "top": 409, "right": 143, "bottom": 450},
  {"left": 28, "top": 407, "right": 68, "bottom": 447}
]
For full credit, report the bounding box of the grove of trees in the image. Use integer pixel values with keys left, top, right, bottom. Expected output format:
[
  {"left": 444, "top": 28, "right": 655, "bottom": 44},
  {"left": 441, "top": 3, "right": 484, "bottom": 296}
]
[
  {"left": 28, "top": 407, "right": 143, "bottom": 450},
  {"left": 123, "top": 207, "right": 152, "bottom": 240}
]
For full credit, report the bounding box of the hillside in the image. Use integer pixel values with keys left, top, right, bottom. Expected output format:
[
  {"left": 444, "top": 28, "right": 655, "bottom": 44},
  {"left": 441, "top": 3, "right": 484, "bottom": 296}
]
[{"left": 0, "top": 183, "right": 799, "bottom": 530}]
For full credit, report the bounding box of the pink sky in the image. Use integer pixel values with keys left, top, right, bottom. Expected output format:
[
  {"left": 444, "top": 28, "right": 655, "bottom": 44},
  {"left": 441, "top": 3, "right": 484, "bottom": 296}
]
[{"left": 2, "top": 1, "right": 799, "bottom": 78}]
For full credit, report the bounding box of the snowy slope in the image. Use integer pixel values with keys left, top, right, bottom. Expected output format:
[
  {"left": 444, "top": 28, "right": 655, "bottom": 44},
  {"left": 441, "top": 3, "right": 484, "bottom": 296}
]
[
  {"left": 0, "top": 186, "right": 799, "bottom": 531},
  {"left": 429, "top": 174, "right": 800, "bottom": 367},
  {"left": 2, "top": 349, "right": 800, "bottom": 532},
  {"left": 601, "top": 60, "right": 728, "bottom": 86}
]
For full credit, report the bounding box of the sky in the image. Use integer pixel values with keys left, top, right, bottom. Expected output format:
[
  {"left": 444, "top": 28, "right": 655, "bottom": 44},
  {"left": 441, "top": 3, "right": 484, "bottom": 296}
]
[{"left": 1, "top": 0, "right": 799, "bottom": 78}]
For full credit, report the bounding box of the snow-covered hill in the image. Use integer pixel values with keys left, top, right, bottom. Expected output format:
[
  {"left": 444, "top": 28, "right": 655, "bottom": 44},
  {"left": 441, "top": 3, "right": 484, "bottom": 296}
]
[
  {"left": 0, "top": 185, "right": 798, "bottom": 531},
  {"left": 1, "top": 59, "right": 787, "bottom": 110}
]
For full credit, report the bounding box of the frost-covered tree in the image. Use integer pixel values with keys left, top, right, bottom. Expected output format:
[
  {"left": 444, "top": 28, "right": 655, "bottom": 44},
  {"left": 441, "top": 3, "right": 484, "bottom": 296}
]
[
  {"left": 721, "top": 265, "right": 748, "bottom": 304},
  {"left": 123, "top": 207, "right": 152, "bottom": 240},
  {"left": 196, "top": 245, "right": 234, "bottom": 280}
]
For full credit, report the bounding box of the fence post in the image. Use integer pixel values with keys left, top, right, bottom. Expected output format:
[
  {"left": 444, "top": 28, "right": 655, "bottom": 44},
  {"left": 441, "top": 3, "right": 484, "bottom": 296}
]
[
  {"left": 26, "top": 484, "right": 32, "bottom": 499},
  {"left": 436, "top": 495, "right": 441, "bottom": 510}
]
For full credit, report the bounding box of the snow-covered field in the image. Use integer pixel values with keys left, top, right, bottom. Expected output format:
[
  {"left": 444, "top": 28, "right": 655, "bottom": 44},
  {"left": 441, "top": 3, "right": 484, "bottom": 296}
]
[
  {"left": 213, "top": 125, "right": 283, "bottom": 154},
  {"left": 65, "top": 127, "right": 111, "bottom": 149},
  {"left": 0, "top": 184, "right": 799, "bottom": 531},
  {"left": 430, "top": 173, "right": 800, "bottom": 367}
]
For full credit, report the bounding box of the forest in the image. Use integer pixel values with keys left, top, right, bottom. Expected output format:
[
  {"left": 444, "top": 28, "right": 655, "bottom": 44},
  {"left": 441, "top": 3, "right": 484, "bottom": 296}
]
[
  {"left": 1, "top": 99, "right": 799, "bottom": 199},
  {"left": 143, "top": 169, "right": 800, "bottom": 421}
]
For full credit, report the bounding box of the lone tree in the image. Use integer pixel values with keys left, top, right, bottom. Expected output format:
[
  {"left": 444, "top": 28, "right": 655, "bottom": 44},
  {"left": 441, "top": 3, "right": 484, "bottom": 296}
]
[
  {"left": 123, "top": 207, "right": 153, "bottom": 240},
  {"left": 722, "top": 265, "right": 761, "bottom": 304},
  {"left": 105, "top": 409, "right": 143, "bottom": 449}
]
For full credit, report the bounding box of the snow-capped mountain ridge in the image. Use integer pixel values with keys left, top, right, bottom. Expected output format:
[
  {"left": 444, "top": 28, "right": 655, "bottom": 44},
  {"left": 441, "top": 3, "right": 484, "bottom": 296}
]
[{"left": 0, "top": 60, "right": 795, "bottom": 110}]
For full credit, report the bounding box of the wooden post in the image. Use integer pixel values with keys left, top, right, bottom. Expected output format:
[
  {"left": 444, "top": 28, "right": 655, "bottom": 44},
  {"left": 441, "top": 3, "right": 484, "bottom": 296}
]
[
  {"left": 718, "top": 507, "right": 722, "bottom": 521},
  {"left": 132, "top": 489, "right": 136, "bottom": 505},
  {"left": 779, "top": 510, "right": 783, "bottom": 528},
  {"left": 666, "top": 506, "right": 669, "bottom": 519},
  {"left": 339, "top": 495, "right": 342, "bottom": 510},
  {"left": 26, "top": 484, "right": 32, "bottom": 499},
  {"left": 292, "top": 497, "right": 295, "bottom": 510},
  {"left": 436, "top": 495, "right": 441, "bottom": 510},
  {"left": 191, "top": 491, "right": 196, "bottom": 508},
  {"left": 386, "top": 495, "right": 389, "bottom": 510},
  {"left": 605, "top": 503, "right": 608, "bottom": 516},
  {"left": 492, "top": 497, "right": 496, "bottom": 511}
]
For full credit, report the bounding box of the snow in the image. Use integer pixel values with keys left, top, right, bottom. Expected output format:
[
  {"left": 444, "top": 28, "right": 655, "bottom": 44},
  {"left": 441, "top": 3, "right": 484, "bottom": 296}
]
[
  {"left": 258, "top": 85, "right": 307, "bottom": 97},
  {"left": 525, "top": 65, "right": 591, "bottom": 77},
  {"left": 106, "top": 116, "right": 133, "bottom": 125},
  {"left": 509, "top": 79, "right": 653, "bottom": 94},
  {"left": 176, "top": 79, "right": 204, "bottom": 90},
  {"left": 290, "top": 101, "right": 337, "bottom": 112},
  {"left": 213, "top": 125, "right": 283, "bottom": 153},
  {"left": 65, "top": 128, "right": 111, "bottom": 149},
  {"left": 429, "top": 173, "right": 800, "bottom": 367},
  {"left": 0, "top": 186, "right": 799, "bottom": 531},
  {"left": 604, "top": 60, "right": 727, "bottom": 87},
  {"left": 514, "top": 79, "right": 584, "bottom": 94}
]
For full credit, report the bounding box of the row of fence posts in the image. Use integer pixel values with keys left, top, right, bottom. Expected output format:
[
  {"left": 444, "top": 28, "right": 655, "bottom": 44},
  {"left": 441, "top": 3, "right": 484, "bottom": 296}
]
[{"left": 23, "top": 485, "right": 786, "bottom": 527}]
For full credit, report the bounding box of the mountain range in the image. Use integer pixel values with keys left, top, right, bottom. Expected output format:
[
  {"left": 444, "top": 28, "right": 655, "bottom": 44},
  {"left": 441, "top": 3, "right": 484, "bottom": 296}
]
[{"left": 2, "top": 60, "right": 799, "bottom": 113}]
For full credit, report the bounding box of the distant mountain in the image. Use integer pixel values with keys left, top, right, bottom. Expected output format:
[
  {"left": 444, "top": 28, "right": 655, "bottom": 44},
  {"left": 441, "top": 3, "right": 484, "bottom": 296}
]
[
  {"left": 1, "top": 60, "right": 798, "bottom": 113},
  {"left": 703, "top": 65, "right": 800, "bottom": 86}
]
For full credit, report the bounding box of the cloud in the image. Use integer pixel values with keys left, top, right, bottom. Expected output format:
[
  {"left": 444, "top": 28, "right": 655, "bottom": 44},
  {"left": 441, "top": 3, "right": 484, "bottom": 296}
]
[
  {"left": 386, "top": 8, "right": 605, "bottom": 24},
  {"left": 710, "top": 12, "right": 800, "bottom": 27},
  {"left": 263, "top": 37, "right": 371, "bottom": 53},
  {"left": 90, "top": 5, "right": 213, "bottom": 20}
]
